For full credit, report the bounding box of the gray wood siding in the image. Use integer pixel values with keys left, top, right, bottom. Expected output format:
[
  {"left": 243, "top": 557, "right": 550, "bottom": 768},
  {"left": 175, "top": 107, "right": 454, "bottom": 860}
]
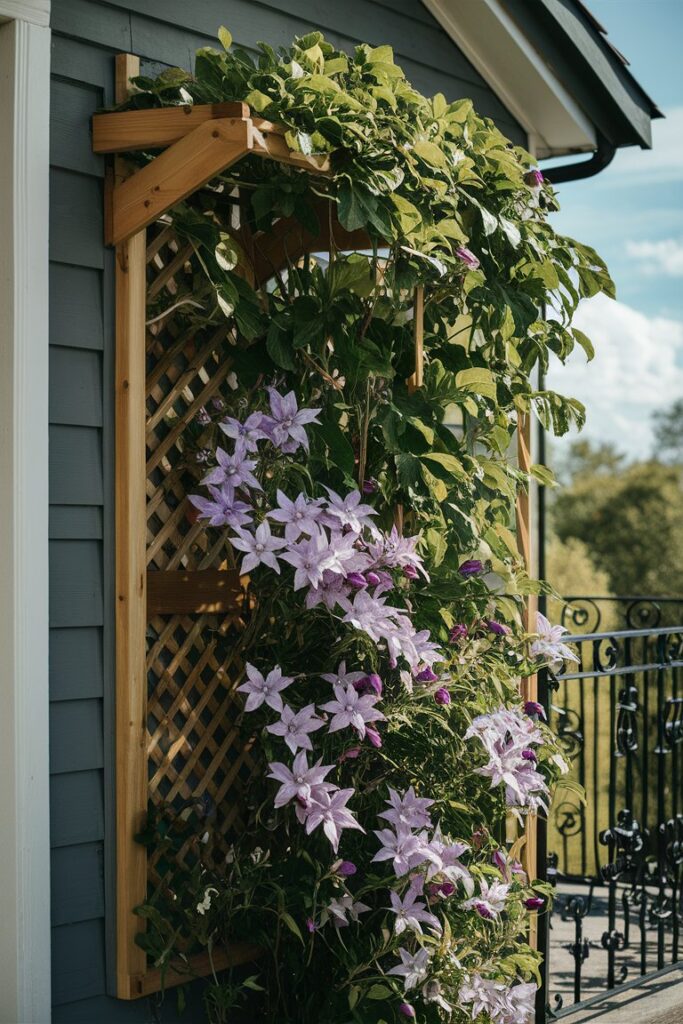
[{"left": 47, "top": 0, "right": 523, "bottom": 1018}]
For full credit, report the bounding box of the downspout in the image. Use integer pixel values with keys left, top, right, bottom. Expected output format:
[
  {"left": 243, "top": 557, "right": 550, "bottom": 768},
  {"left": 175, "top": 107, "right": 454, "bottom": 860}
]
[{"left": 543, "top": 132, "right": 616, "bottom": 184}]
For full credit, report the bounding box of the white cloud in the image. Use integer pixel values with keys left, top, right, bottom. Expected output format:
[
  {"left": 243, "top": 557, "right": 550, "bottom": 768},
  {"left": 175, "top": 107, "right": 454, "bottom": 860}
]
[
  {"left": 546, "top": 293, "right": 683, "bottom": 457},
  {"left": 604, "top": 106, "right": 683, "bottom": 186},
  {"left": 625, "top": 238, "right": 683, "bottom": 276}
]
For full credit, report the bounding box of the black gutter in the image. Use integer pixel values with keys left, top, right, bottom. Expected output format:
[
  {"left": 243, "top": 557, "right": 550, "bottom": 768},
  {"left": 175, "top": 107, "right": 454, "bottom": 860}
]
[{"left": 543, "top": 132, "right": 616, "bottom": 185}]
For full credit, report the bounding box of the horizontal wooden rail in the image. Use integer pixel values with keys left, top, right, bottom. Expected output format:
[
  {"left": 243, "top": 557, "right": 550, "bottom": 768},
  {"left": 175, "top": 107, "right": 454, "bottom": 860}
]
[
  {"left": 131, "top": 943, "right": 262, "bottom": 998},
  {"left": 93, "top": 101, "right": 250, "bottom": 153},
  {"left": 147, "top": 569, "right": 243, "bottom": 615}
]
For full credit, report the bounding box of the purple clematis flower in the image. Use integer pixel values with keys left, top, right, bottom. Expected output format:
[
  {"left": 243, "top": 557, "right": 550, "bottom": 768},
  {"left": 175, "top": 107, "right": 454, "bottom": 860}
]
[
  {"left": 267, "top": 489, "right": 324, "bottom": 543},
  {"left": 280, "top": 529, "right": 336, "bottom": 590},
  {"left": 372, "top": 825, "right": 428, "bottom": 876},
  {"left": 237, "top": 663, "right": 293, "bottom": 713},
  {"left": 379, "top": 787, "right": 434, "bottom": 830},
  {"left": 324, "top": 893, "right": 370, "bottom": 926},
  {"left": 322, "top": 662, "right": 366, "bottom": 689},
  {"left": 389, "top": 879, "right": 442, "bottom": 936},
  {"left": 266, "top": 388, "right": 321, "bottom": 453},
  {"left": 201, "top": 441, "right": 262, "bottom": 493},
  {"left": 458, "top": 559, "right": 484, "bottom": 577},
  {"left": 266, "top": 751, "right": 335, "bottom": 808},
  {"left": 463, "top": 878, "right": 510, "bottom": 920},
  {"left": 387, "top": 947, "right": 430, "bottom": 992},
  {"left": 322, "top": 487, "right": 378, "bottom": 535},
  {"left": 231, "top": 521, "right": 287, "bottom": 575},
  {"left": 219, "top": 412, "right": 269, "bottom": 452},
  {"left": 362, "top": 478, "right": 378, "bottom": 494},
  {"left": 530, "top": 612, "right": 579, "bottom": 671},
  {"left": 188, "top": 486, "right": 253, "bottom": 530},
  {"left": 266, "top": 703, "right": 325, "bottom": 754},
  {"left": 454, "top": 246, "right": 480, "bottom": 270},
  {"left": 302, "top": 787, "right": 365, "bottom": 852},
  {"left": 320, "top": 683, "right": 385, "bottom": 740}
]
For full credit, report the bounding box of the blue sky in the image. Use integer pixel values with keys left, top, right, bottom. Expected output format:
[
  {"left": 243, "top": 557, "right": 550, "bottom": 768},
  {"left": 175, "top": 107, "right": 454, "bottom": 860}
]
[{"left": 544, "top": 0, "right": 683, "bottom": 458}]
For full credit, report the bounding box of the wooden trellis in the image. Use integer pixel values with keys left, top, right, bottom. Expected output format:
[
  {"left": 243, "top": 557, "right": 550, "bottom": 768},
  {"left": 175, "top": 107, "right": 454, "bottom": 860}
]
[{"left": 98, "top": 53, "right": 535, "bottom": 1000}]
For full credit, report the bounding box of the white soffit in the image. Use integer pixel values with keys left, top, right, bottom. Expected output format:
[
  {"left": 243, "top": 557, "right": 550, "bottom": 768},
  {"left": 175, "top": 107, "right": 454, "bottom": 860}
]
[{"left": 422, "top": 0, "right": 596, "bottom": 158}]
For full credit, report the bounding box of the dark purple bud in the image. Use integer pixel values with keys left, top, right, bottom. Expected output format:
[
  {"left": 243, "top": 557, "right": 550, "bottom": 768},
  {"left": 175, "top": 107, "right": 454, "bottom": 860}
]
[
  {"left": 434, "top": 687, "right": 451, "bottom": 706},
  {"left": 427, "top": 883, "right": 441, "bottom": 898},
  {"left": 486, "top": 619, "right": 511, "bottom": 636},
  {"left": 362, "top": 478, "right": 378, "bottom": 495},
  {"left": 525, "top": 896, "right": 544, "bottom": 911},
  {"left": 305, "top": 916, "right": 317, "bottom": 933},
  {"left": 492, "top": 849, "right": 507, "bottom": 873},
  {"left": 471, "top": 827, "right": 489, "bottom": 849},
  {"left": 438, "top": 880, "right": 456, "bottom": 897},
  {"left": 524, "top": 169, "right": 544, "bottom": 188},
  {"left": 367, "top": 673, "right": 383, "bottom": 696},
  {"left": 346, "top": 572, "right": 367, "bottom": 590},
  {"left": 196, "top": 407, "right": 211, "bottom": 426},
  {"left": 376, "top": 570, "right": 394, "bottom": 590},
  {"left": 459, "top": 559, "right": 484, "bottom": 577},
  {"left": 454, "top": 245, "right": 480, "bottom": 270},
  {"left": 449, "top": 623, "right": 468, "bottom": 643},
  {"left": 403, "top": 564, "right": 419, "bottom": 580},
  {"left": 523, "top": 700, "right": 546, "bottom": 720},
  {"left": 365, "top": 571, "right": 381, "bottom": 586},
  {"left": 366, "top": 727, "right": 382, "bottom": 749},
  {"left": 338, "top": 860, "right": 357, "bottom": 877},
  {"left": 211, "top": 396, "right": 226, "bottom": 412},
  {"left": 522, "top": 748, "right": 537, "bottom": 762},
  {"left": 399, "top": 1004, "right": 416, "bottom": 1019},
  {"left": 474, "top": 900, "right": 495, "bottom": 920},
  {"left": 338, "top": 746, "right": 361, "bottom": 762},
  {"left": 416, "top": 666, "right": 438, "bottom": 683}
]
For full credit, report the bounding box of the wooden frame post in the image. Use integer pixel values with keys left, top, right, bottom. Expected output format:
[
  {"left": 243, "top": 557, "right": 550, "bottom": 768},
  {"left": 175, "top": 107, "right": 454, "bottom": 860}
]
[{"left": 113, "top": 53, "right": 149, "bottom": 998}]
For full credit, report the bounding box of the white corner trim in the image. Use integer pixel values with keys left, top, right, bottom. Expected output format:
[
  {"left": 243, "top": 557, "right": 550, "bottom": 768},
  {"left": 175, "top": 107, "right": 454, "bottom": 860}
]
[
  {"left": 0, "top": 0, "right": 49, "bottom": 27},
  {"left": 0, "top": 14, "right": 52, "bottom": 1024},
  {"left": 422, "top": 0, "right": 596, "bottom": 158}
]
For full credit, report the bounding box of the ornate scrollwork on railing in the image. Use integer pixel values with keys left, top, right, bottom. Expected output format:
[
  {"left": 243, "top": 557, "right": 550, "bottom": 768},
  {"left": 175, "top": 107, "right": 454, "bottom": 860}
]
[
  {"left": 593, "top": 634, "right": 621, "bottom": 673},
  {"left": 663, "top": 698, "right": 683, "bottom": 749},
  {"left": 661, "top": 816, "right": 683, "bottom": 872},
  {"left": 561, "top": 597, "right": 602, "bottom": 634},
  {"left": 616, "top": 684, "right": 639, "bottom": 756},
  {"left": 600, "top": 809, "right": 646, "bottom": 881},
  {"left": 626, "top": 598, "right": 663, "bottom": 630},
  {"left": 555, "top": 705, "right": 584, "bottom": 759},
  {"left": 554, "top": 799, "right": 585, "bottom": 838}
]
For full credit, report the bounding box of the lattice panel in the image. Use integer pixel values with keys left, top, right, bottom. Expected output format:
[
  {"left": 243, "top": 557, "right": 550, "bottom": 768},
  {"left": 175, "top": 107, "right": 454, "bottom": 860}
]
[{"left": 144, "top": 223, "right": 252, "bottom": 881}]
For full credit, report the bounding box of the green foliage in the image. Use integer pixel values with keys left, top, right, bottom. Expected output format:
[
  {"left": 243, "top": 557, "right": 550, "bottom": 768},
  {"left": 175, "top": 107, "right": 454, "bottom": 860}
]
[
  {"left": 552, "top": 441, "right": 683, "bottom": 597},
  {"left": 652, "top": 397, "right": 683, "bottom": 464},
  {"left": 123, "top": 27, "right": 614, "bottom": 1024}
]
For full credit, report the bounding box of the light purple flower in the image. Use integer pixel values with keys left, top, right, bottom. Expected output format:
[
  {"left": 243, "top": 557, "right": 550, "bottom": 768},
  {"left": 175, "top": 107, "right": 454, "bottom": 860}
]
[
  {"left": 372, "top": 825, "right": 427, "bottom": 877},
  {"left": 305, "top": 570, "right": 352, "bottom": 612},
  {"left": 321, "top": 487, "right": 378, "bottom": 534},
  {"left": 201, "top": 441, "right": 262, "bottom": 492},
  {"left": 389, "top": 879, "right": 442, "bottom": 936},
  {"left": 266, "top": 751, "right": 335, "bottom": 807},
  {"left": 367, "top": 526, "right": 427, "bottom": 578},
  {"left": 302, "top": 787, "right": 365, "bottom": 852},
  {"left": 459, "top": 974, "right": 536, "bottom": 1024},
  {"left": 463, "top": 878, "right": 510, "bottom": 920},
  {"left": 321, "top": 661, "right": 366, "bottom": 689},
  {"left": 530, "top": 612, "right": 579, "bottom": 671},
  {"left": 231, "top": 521, "right": 287, "bottom": 574},
  {"left": 324, "top": 894, "right": 370, "bottom": 926},
  {"left": 189, "top": 486, "right": 253, "bottom": 529},
  {"left": 280, "top": 529, "right": 336, "bottom": 590},
  {"left": 387, "top": 946, "right": 430, "bottom": 992},
  {"left": 219, "top": 412, "right": 269, "bottom": 452},
  {"left": 266, "top": 703, "right": 325, "bottom": 754},
  {"left": 237, "top": 662, "right": 293, "bottom": 713},
  {"left": 454, "top": 246, "right": 480, "bottom": 270},
  {"left": 266, "top": 388, "right": 321, "bottom": 452},
  {"left": 267, "top": 490, "right": 324, "bottom": 543},
  {"left": 379, "top": 787, "right": 434, "bottom": 830},
  {"left": 320, "top": 683, "right": 385, "bottom": 740}
]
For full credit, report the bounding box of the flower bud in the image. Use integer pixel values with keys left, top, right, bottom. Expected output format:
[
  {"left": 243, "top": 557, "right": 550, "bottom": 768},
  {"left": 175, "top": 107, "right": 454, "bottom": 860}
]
[
  {"left": 525, "top": 896, "right": 544, "bottom": 910},
  {"left": 347, "top": 572, "right": 367, "bottom": 589},
  {"left": 434, "top": 687, "right": 451, "bottom": 705},
  {"left": 449, "top": 623, "right": 468, "bottom": 642},
  {"left": 458, "top": 559, "right": 484, "bottom": 577},
  {"left": 365, "top": 571, "right": 381, "bottom": 586},
  {"left": 454, "top": 245, "right": 480, "bottom": 270},
  {"left": 486, "top": 619, "right": 511, "bottom": 636},
  {"left": 524, "top": 168, "right": 544, "bottom": 188},
  {"left": 403, "top": 564, "right": 419, "bottom": 580},
  {"left": 416, "top": 666, "right": 438, "bottom": 683},
  {"left": 366, "top": 727, "right": 382, "bottom": 748},
  {"left": 362, "top": 478, "right": 378, "bottom": 494},
  {"left": 524, "top": 700, "right": 546, "bottom": 719},
  {"left": 398, "top": 1004, "right": 416, "bottom": 1019},
  {"left": 338, "top": 860, "right": 357, "bottom": 877}
]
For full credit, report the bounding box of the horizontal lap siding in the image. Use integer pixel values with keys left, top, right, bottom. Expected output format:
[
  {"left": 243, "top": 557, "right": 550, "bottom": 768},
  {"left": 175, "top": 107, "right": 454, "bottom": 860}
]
[{"left": 47, "top": 0, "right": 523, "bottom": 1018}]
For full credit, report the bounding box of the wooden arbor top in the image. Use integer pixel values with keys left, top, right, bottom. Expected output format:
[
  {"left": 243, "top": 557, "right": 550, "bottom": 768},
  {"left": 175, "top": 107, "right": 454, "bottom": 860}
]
[{"left": 93, "top": 100, "right": 334, "bottom": 247}]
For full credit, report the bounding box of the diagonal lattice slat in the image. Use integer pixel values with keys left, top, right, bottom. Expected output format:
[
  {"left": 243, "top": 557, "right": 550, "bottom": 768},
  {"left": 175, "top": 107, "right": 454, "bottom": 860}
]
[{"left": 144, "top": 223, "right": 252, "bottom": 885}]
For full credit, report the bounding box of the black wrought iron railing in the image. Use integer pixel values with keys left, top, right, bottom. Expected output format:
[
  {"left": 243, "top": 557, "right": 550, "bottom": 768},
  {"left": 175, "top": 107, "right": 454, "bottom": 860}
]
[
  {"left": 559, "top": 595, "right": 683, "bottom": 635},
  {"left": 537, "top": 617, "right": 683, "bottom": 1018}
]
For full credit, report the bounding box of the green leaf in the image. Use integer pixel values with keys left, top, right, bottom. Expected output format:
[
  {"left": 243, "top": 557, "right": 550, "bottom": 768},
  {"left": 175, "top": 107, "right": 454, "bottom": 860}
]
[
  {"left": 338, "top": 179, "right": 367, "bottom": 232},
  {"left": 413, "top": 140, "right": 447, "bottom": 168},
  {"left": 279, "top": 911, "right": 304, "bottom": 944},
  {"left": 572, "top": 328, "right": 595, "bottom": 361},
  {"left": 455, "top": 367, "right": 497, "bottom": 400},
  {"left": 319, "top": 418, "right": 356, "bottom": 477},
  {"left": 422, "top": 451, "right": 466, "bottom": 479},
  {"left": 217, "top": 25, "right": 233, "bottom": 50},
  {"left": 367, "top": 984, "right": 393, "bottom": 999},
  {"left": 266, "top": 319, "right": 296, "bottom": 370},
  {"left": 329, "top": 254, "right": 374, "bottom": 298},
  {"left": 390, "top": 193, "right": 422, "bottom": 234},
  {"left": 245, "top": 89, "right": 273, "bottom": 112}
]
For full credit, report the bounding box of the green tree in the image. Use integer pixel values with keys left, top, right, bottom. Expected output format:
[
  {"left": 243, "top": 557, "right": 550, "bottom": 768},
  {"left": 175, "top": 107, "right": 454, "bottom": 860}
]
[
  {"left": 652, "top": 397, "right": 683, "bottom": 463},
  {"left": 552, "top": 443, "right": 683, "bottom": 596}
]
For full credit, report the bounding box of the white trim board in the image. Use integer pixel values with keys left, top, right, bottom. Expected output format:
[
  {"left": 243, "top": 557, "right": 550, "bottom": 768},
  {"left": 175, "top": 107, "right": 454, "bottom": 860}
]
[
  {"left": 0, "top": 11, "right": 52, "bottom": 1024},
  {"left": 422, "top": 0, "right": 596, "bottom": 158}
]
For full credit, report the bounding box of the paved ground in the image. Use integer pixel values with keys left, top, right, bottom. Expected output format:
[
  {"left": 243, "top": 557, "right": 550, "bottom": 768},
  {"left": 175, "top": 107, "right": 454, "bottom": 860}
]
[
  {"left": 546, "top": 882, "right": 683, "bottom": 1023},
  {"left": 558, "top": 965, "right": 683, "bottom": 1023}
]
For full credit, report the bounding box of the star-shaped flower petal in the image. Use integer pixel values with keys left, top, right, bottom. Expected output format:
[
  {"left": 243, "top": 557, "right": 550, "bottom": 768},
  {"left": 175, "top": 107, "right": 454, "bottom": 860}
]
[
  {"left": 237, "top": 662, "right": 294, "bottom": 713},
  {"left": 266, "top": 703, "right": 325, "bottom": 754},
  {"left": 268, "top": 489, "right": 324, "bottom": 542},
  {"left": 266, "top": 751, "right": 336, "bottom": 807},
  {"left": 320, "top": 683, "right": 385, "bottom": 739},
  {"left": 387, "top": 947, "right": 431, "bottom": 992},
  {"left": 201, "top": 441, "right": 262, "bottom": 492},
  {"left": 302, "top": 787, "right": 365, "bottom": 852},
  {"left": 231, "top": 521, "right": 287, "bottom": 575}
]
